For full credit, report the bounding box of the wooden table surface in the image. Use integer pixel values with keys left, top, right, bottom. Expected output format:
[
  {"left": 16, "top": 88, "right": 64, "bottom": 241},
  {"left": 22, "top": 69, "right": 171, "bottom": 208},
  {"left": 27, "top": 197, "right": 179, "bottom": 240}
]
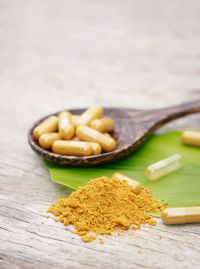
[{"left": 1, "top": 1, "right": 200, "bottom": 268}]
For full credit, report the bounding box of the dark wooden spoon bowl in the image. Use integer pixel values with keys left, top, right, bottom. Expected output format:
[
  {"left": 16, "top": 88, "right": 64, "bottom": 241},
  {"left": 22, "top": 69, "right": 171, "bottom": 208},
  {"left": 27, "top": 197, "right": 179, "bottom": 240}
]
[{"left": 28, "top": 100, "right": 200, "bottom": 167}]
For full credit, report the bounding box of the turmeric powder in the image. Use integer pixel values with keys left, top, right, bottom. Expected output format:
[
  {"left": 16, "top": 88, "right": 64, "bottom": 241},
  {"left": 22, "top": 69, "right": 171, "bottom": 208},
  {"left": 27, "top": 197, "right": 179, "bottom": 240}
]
[{"left": 47, "top": 176, "right": 166, "bottom": 242}]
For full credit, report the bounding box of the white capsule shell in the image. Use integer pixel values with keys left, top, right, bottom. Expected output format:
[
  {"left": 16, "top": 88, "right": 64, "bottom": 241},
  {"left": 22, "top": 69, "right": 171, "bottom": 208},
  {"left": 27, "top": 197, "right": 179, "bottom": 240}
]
[{"left": 145, "top": 154, "right": 184, "bottom": 181}]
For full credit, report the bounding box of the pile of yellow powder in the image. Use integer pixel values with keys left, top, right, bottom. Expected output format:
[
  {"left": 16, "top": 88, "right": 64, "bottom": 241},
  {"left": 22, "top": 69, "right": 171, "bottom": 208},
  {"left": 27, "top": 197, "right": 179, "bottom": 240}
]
[{"left": 47, "top": 176, "right": 167, "bottom": 242}]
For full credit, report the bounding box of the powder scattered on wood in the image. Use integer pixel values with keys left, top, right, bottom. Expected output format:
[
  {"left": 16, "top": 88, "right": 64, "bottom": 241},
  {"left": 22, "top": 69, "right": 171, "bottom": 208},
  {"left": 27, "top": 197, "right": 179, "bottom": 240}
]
[
  {"left": 147, "top": 219, "right": 156, "bottom": 226},
  {"left": 81, "top": 235, "right": 96, "bottom": 242},
  {"left": 72, "top": 230, "right": 87, "bottom": 236},
  {"left": 99, "top": 238, "right": 104, "bottom": 244},
  {"left": 47, "top": 176, "right": 166, "bottom": 242}
]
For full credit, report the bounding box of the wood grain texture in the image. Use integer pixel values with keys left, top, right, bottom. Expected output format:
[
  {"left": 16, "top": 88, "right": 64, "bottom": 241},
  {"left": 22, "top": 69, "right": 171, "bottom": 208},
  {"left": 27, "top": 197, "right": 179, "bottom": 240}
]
[{"left": 1, "top": 0, "right": 200, "bottom": 268}]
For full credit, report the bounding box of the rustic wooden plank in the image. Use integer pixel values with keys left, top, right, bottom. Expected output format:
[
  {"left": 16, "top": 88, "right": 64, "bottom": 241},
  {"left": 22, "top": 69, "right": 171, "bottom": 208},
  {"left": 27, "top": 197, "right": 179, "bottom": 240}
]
[{"left": 0, "top": 0, "right": 200, "bottom": 268}]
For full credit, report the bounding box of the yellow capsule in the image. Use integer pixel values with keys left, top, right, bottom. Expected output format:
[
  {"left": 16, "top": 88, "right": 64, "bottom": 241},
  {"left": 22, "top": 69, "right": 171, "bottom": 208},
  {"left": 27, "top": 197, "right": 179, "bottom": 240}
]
[
  {"left": 145, "top": 154, "right": 184, "bottom": 181},
  {"left": 72, "top": 115, "right": 80, "bottom": 124},
  {"left": 90, "top": 117, "right": 114, "bottom": 133},
  {"left": 39, "top": 133, "right": 61, "bottom": 149},
  {"left": 76, "top": 105, "right": 103, "bottom": 127},
  {"left": 58, "top": 111, "right": 74, "bottom": 140},
  {"left": 90, "top": 142, "right": 102, "bottom": 155},
  {"left": 72, "top": 136, "right": 80, "bottom": 141},
  {"left": 33, "top": 116, "right": 58, "bottom": 139},
  {"left": 104, "top": 133, "right": 112, "bottom": 138},
  {"left": 52, "top": 140, "right": 93, "bottom": 156},
  {"left": 181, "top": 130, "right": 200, "bottom": 147},
  {"left": 162, "top": 206, "right": 200, "bottom": 224},
  {"left": 112, "top": 173, "right": 142, "bottom": 194},
  {"left": 76, "top": 125, "right": 116, "bottom": 152}
]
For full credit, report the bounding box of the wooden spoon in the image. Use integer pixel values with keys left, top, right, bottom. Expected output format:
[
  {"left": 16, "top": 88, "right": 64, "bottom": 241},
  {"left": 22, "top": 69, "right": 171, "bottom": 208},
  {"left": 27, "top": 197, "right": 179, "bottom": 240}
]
[{"left": 28, "top": 100, "right": 200, "bottom": 167}]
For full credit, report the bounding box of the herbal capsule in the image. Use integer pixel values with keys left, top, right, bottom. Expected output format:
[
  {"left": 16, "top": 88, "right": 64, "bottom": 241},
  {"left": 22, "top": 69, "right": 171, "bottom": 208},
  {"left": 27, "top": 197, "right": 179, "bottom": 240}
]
[
  {"left": 162, "top": 207, "right": 200, "bottom": 224},
  {"left": 90, "top": 117, "right": 114, "bottom": 133},
  {"left": 72, "top": 136, "right": 80, "bottom": 141},
  {"left": 76, "top": 105, "right": 103, "bottom": 127},
  {"left": 112, "top": 173, "right": 142, "bottom": 194},
  {"left": 104, "top": 133, "right": 112, "bottom": 138},
  {"left": 39, "top": 133, "right": 61, "bottom": 149},
  {"left": 182, "top": 130, "right": 200, "bottom": 147},
  {"left": 76, "top": 125, "right": 116, "bottom": 152},
  {"left": 72, "top": 115, "right": 80, "bottom": 124},
  {"left": 52, "top": 140, "right": 93, "bottom": 156},
  {"left": 90, "top": 142, "right": 102, "bottom": 155},
  {"left": 58, "top": 111, "right": 74, "bottom": 140},
  {"left": 33, "top": 116, "right": 58, "bottom": 139},
  {"left": 145, "top": 154, "right": 184, "bottom": 181}
]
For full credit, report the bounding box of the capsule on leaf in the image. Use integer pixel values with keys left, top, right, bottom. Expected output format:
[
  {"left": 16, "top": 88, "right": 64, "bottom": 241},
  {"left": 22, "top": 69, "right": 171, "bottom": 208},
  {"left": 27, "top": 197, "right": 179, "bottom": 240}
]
[
  {"left": 145, "top": 154, "right": 184, "bottom": 181},
  {"left": 182, "top": 130, "right": 200, "bottom": 147}
]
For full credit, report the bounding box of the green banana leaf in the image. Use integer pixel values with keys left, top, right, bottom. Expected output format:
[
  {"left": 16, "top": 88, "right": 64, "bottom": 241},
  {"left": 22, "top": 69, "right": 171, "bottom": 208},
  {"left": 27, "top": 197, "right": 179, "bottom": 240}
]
[{"left": 44, "top": 131, "right": 200, "bottom": 215}]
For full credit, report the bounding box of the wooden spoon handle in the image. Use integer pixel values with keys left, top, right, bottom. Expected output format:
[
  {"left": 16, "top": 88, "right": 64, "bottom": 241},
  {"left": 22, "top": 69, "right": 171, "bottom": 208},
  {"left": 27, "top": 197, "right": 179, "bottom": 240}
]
[
  {"left": 156, "top": 99, "right": 200, "bottom": 125},
  {"left": 137, "top": 99, "right": 200, "bottom": 132}
]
